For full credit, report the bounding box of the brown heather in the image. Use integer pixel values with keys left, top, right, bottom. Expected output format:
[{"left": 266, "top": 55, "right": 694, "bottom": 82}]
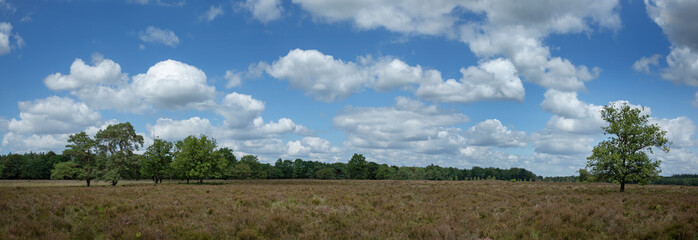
[{"left": 0, "top": 180, "right": 696, "bottom": 239}]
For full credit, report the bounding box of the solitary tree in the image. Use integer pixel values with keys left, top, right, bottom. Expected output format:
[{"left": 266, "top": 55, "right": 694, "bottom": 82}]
[
  {"left": 95, "top": 122, "right": 144, "bottom": 186},
  {"left": 63, "top": 132, "right": 98, "bottom": 187},
  {"left": 587, "top": 102, "right": 669, "bottom": 192},
  {"left": 141, "top": 139, "right": 173, "bottom": 184}
]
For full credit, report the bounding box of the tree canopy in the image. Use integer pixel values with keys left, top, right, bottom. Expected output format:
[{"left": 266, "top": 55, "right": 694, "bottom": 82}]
[
  {"left": 141, "top": 139, "right": 174, "bottom": 184},
  {"left": 347, "top": 153, "right": 368, "bottom": 179},
  {"left": 63, "top": 132, "right": 98, "bottom": 187},
  {"left": 587, "top": 102, "right": 669, "bottom": 192},
  {"left": 171, "top": 135, "right": 226, "bottom": 183},
  {"left": 95, "top": 122, "right": 144, "bottom": 186}
]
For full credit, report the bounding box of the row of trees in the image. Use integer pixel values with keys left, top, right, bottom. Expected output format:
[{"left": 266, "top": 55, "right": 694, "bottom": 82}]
[
  {"left": 269, "top": 154, "right": 538, "bottom": 181},
  {"left": 652, "top": 174, "right": 698, "bottom": 186},
  {"left": 6, "top": 149, "right": 693, "bottom": 185},
  {"left": 545, "top": 170, "right": 698, "bottom": 186},
  {"left": 0, "top": 127, "right": 540, "bottom": 186},
  {"left": 0, "top": 152, "right": 70, "bottom": 179}
]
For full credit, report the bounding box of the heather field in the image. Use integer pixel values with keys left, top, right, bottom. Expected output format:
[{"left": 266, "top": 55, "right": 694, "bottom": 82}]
[{"left": 0, "top": 180, "right": 696, "bottom": 239}]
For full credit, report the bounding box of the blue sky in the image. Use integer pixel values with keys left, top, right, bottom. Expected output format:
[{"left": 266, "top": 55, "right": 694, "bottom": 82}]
[{"left": 1, "top": 0, "right": 697, "bottom": 176}]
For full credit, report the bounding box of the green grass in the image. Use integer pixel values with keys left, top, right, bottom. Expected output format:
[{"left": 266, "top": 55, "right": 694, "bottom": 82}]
[{"left": 0, "top": 180, "right": 696, "bottom": 239}]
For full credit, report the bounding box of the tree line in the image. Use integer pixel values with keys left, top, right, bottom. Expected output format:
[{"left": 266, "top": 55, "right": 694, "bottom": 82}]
[
  {"left": 2, "top": 109, "right": 690, "bottom": 188},
  {"left": 4, "top": 149, "right": 694, "bottom": 186},
  {"left": 0, "top": 122, "right": 541, "bottom": 186},
  {"left": 538, "top": 169, "right": 698, "bottom": 186}
]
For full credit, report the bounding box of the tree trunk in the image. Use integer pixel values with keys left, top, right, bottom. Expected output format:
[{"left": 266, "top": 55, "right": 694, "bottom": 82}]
[
  {"left": 153, "top": 177, "right": 158, "bottom": 184},
  {"left": 159, "top": 178, "right": 162, "bottom": 184},
  {"left": 620, "top": 181, "right": 625, "bottom": 192},
  {"left": 86, "top": 179, "right": 91, "bottom": 187},
  {"left": 186, "top": 179, "right": 189, "bottom": 184},
  {"left": 199, "top": 179, "right": 203, "bottom": 184}
]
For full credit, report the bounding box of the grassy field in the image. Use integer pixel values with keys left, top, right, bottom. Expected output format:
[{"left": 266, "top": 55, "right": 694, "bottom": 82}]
[{"left": 0, "top": 180, "right": 696, "bottom": 239}]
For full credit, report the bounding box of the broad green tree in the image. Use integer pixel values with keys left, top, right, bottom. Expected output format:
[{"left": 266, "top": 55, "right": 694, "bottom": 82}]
[
  {"left": 578, "top": 168, "right": 592, "bottom": 183},
  {"left": 273, "top": 159, "right": 295, "bottom": 179},
  {"left": 50, "top": 161, "right": 83, "bottom": 180},
  {"left": 0, "top": 154, "right": 23, "bottom": 179},
  {"left": 347, "top": 153, "right": 367, "bottom": 179},
  {"left": 63, "top": 132, "right": 98, "bottom": 187},
  {"left": 375, "top": 164, "right": 396, "bottom": 180},
  {"left": 215, "top": 147, "right": 237, "bottom": 179},
  {"left": 171, "top": 135, "right": 225, "bottom": 183},
  {"left": 587, "top": 102, "right": 669, "bottom": 192},
  {"left": 231, "top": 163, "right": 253, "bottom": 179},
  {"left": 141, "top": 139, "right": 173, "bottom": 184},
  {"left": 239, "top": 155, "right": 267, "bottom": 179},
  {"left": 95, "top": 122, "right": 144, "bottom": 186}
]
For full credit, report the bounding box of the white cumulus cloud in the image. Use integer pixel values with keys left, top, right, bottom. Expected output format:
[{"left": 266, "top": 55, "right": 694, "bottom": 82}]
[
  {"left": 1, "top": 97, "right": 107, "bottom": 153},
  {"left": 243, "top": 0, "right": 283, "bottom": 23},
  {"left": 540, "top": 89, "right": 606, "bottom": 134},
  {"left": 224, "top": 70, "right": 243, "bottom": 88},
  {"left": 43, "top": 57, "right": 127, "bottom": 91},
  {"left": 466, "top": 119, "right": 527, "bottom": 148},
  {"left": 292, "top": 0, "right": 617, "bottom": 91},
  {"left": 286, "top": 136, "right": 340, "bottom": 158},
  {"left": 0, "top": 22, "right": 23, "bottom": 56},
  {"left": 367, "top": 57, "right": 440, "bottom": 91},
  {"left": 72, "top": 85, "right": 148, "bottom": 113},
  {"left": 632, "top": 54, "right": 662, "bottom": 74},
  {"left": 7, "top": 96, "right": 102, "bottom": 135},
  {"left": 265, "top": 49, "right": 525, "bottom": 103},
  {"left": 1, "top": 133, "right": 70, "bottom": 154},
  {"left": 44, "top": 57, "right": 217, "bottom": 113},
  {"left": 334, "top": 97, "right": 468, "bottom": 153},
  {"left": 466, "top": 27, "right": 601, "bottom": 91},
  {"left": 646, "top": 0, "right": 698, "bottom": 52},
  {"left": 651, "top": 116, "right": 697, "bottom": 149},
  {"left": 660, "top": 47, "right": 698, "bottom": 86},
  {"left": 416, "top": 58, "right": 525, "bottom": 103},
  {"left": 266, "top": 49, "right": 368, "bottom": 102},
  {"left": 641, "top": 0, "right": 698, "bottom": 86},
  {"left": 541, "top": 89, "right": 591, "bottom": 118},
  {"left": 132, "top": 59, "right": 216, "bottom": 109},
  {"left": 215, "top": 92, "right": 265, "bottom": 128},
  {"left": 147, "top": 117, "right": 214, "bottom": 141}
]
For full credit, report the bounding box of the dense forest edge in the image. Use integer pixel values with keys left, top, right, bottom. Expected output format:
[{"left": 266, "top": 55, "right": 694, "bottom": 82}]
[{"left": 1, "top": 151, "right": 696, "bottom": 186}]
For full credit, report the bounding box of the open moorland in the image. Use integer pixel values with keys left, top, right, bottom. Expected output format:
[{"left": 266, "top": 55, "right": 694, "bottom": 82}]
[{"left": 0, "top": 180, "right": 696, "bottom": 239}]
